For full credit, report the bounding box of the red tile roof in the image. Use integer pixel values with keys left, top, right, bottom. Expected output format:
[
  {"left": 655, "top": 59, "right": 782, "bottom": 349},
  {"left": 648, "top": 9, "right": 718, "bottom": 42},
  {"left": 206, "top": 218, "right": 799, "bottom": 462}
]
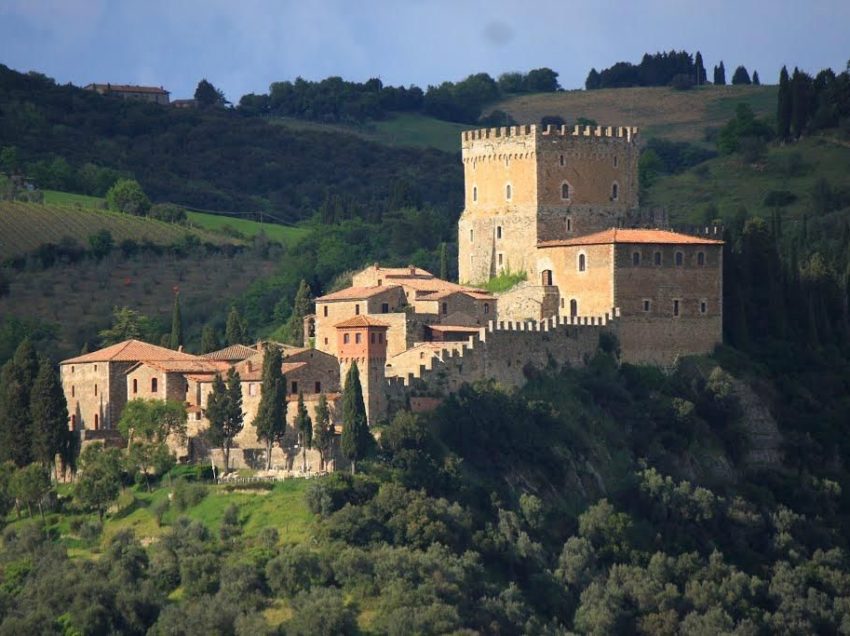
[
  {"left": 200, "top": 344, "right": 258, "bottom": 361},
  {"left": 419, "top": 289, "right": 496, "bottom": 301},
  {"left": 131, "top": 359, "right": 230, "bottom": 374},
  {"left": 539, "top": 228, "right": 724, "bottom": 248},
  {"left": 316, "top": 285, "right": 403, "bottom": 302},
  {"left": 427, "top": 325, "right": 482, "bottom": 333},
  {"left": 334, "top": 316, "right": 390, "bottom": 328},
  {"left": 61, "top": 340, "right": 199, "bottom": 364}
]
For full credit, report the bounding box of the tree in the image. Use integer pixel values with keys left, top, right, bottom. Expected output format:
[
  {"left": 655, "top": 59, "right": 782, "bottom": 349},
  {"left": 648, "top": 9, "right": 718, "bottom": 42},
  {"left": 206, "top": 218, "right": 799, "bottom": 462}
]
[
  {"left": 206, "top": 369, "right": 243, "bottom": 473},
  {"left": 295, "top": 392, "right": 313, "bottom": 473},
  {"left": 118, "top": 399, "right": 186, "bottom": 490},
  {"left": 225, "top": 306, "right": 246, "bottom": 345},
  {"left": 88, "top": 229, "right": 113, "bottom": 260},
  {"left": 286, "top": 280, "right": 312, "bottom": 346},
  {"left": 714, "top": 62, "right": 726, "bottom": 86},
  {"left": 99, "top": 306, "right": 152, "bottom": 345},
  {"left": 76, "top": 443, "right": 122, "bottom": 520},
  {"left": 752, "top": 70, "right": 760, "bottom": 85},
  {"left": 10, "top": 464, "right": 51, "bottom": 520},
  {"left": 30, "top": 354, "right": 71, "bottom": 475},
  {"left": 169, "top": 292, "right": 183, "bottom": 350},
  {"left": 585, "top": 68, "right": 602, "bottom": 90},
  {"left": 0, "top": 339, "right": 39, "bottom": 466},
  {"left": 313, "top": 393, "right": 334, "bottom": 472},
  {"left": 791, "top": 68, "right": 813, "bottom": 139},
  {"left": 200, "top": 325, "right": 220, "bottom": 354},
  {"left": 695, "top": 51, "right": 707, "bottom": 85},
  {"left": 106, "top": 178, "right": 150, "bottom": 215},
  {"left": 194, "top": 79, "right": 226, "bottom": 108},
  {"left": 778, "top": 66, "right": 792, "bottom": 139},
  {"left": 340, "top": 362, "right": 372, "bottom": 474},
  {"left": 524, "top": 67, "right": 560, "bottom": 92},
  {"left": 252, "top": 345, "right": 286, "bottom": 470},
  {"left": 731, "top": 66, "right": 751, "bottom": 85}
]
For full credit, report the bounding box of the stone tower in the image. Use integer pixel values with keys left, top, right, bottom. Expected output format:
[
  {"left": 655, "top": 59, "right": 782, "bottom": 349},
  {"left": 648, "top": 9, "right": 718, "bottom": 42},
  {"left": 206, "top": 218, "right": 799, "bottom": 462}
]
[
  {"left": 458, "top": 123, "right": 640, "bottom": 284},
  {"left": 334, "top": 316, "right": 389, "bottom": 425}
]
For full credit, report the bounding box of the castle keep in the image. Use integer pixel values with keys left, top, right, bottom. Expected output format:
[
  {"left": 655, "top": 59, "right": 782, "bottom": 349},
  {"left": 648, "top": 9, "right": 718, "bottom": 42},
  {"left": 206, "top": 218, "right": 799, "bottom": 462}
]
[{"left": 59, "top": 121, "right": 724, "bottom": 472}]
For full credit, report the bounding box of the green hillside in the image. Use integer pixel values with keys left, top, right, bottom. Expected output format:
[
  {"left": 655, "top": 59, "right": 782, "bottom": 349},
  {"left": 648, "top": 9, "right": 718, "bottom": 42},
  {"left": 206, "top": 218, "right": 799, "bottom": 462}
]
[
  {"left": 185, "top": 211, "right": 309, "bottom": 245},
  {"left": 0, "top": 201, "right": 238, "bottom": 262}
]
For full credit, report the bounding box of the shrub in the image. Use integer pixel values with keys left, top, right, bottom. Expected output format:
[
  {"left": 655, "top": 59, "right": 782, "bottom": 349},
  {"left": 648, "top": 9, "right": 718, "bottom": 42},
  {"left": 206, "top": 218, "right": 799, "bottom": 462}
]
[
  {"left": 171, "top": 479, "right": 207, "bottom": 512},
  {"left": 106, "top": 178, "right": 150, "bottom": 215},
  {"left": 265, "top": 544, "right": 328, "bottom": 597},
  {"left": 148, "top": 202, "right": 187, "bottom": 223},
  {"left": 285, "top": 587, "right": 357, "bottom": 636},
  {"left": 78, "top": 519, "right": 103, "bottom": 545},
  {"left": 151, "top": 498, "right": 169, "bottom": 527}
]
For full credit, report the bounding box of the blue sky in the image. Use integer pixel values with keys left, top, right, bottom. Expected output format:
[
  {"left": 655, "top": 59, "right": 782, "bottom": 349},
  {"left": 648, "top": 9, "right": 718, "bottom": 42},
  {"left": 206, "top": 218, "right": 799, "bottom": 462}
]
[{"left": 1, "top": 0, "right": 847, "bottom": 101}]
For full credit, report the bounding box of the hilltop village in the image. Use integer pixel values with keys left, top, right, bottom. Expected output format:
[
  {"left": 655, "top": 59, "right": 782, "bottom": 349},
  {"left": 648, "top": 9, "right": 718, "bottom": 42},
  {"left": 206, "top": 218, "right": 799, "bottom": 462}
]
[{"left": 60, "top": 123, "right": 724, "bottom": 471}]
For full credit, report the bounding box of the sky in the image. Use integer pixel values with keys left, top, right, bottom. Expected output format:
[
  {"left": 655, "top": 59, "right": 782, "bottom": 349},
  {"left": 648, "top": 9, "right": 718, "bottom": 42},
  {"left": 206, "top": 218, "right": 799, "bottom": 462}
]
[{"left": 0, "top": 0, "right": 847, "bottom": 101}]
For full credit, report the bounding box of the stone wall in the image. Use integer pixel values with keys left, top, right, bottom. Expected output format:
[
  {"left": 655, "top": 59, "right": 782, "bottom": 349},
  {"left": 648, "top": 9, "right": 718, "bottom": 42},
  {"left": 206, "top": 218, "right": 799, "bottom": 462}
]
[
  {"left": 537, "top": 243, "right": 615, "bottom": 317},
  {"left": 495, "top": 281, "right": 560, "bottom": 322},
  {"left": 60, "top": 361, "right": 130, "bottom": 431}
]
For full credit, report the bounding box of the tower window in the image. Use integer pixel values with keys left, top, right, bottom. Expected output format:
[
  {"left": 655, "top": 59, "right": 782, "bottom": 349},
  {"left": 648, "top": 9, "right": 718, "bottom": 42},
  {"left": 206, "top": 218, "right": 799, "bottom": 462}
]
[
  {"left": 323, "top": 306, "right": 328, "bottom": 317},
  {"left": 355, "top": 333, "right": 361, "bottom": 344},
  {"left": 94, "top": 413, "right": 99, "bottom": 429},
  {"left": 578, "top": 253, "right": 586, "bottom": 272},
  {"left": 611, "top": 183, "right": 619, "bottom": 200},
  {"left": 472, "top": 186, "right": 477, "bottom": 202},
  {"left": 697, "top": 251, "right": 705, "bottom": 266},
  {"left": 497, "top": 253, "right": 503, "bottom": 267},
  {"left": 566, "top": 217, "right": 573, "bottom": 232},
  {"left": 496, "top": 226, "right": 502, "bottom": 239},
  {"left": 561, "top": 182, "right": 570, "bottom": 200},
  {"left": 700, "top": 300, "right": 708, "bottom": 315},
  {"left": 291, "top": 381, "right": 298, "bottom": 394},
  {"left": 470, "top": 229, "right": 474, "bottom": 243},
  {"left": 673, "top": 299, "right": 680, "bottom": 317},
  {"left": 94, "top": 384, "right": 98, "bottom": 396},
  {"left": 570, "top": 299, "right": 578, "bottom": 317},
  {"left": 613, "top": 155, "right": 618, "bottom": 167},
  {"left": 505, "top": 184, "right": 512, "bottom": 200},
  {"left": 632, "top": 251, "right": 640, "bottom": 266},
  {"left": 559, "top": 154, "right": 565, "bottom": 166},
  {"left": 643, "top": 299, "right": 651, "bottom": 312},
  {"left": 484, "top": 303, "right": 490, "bottom": 314},
  {"left": 654, "top": 251, "right": 662, "bottom": 266},
  {"left": 132, "top": 379, "right": 137, "bottom": 394},
  {"left": 381, "top": 303, "right": 389, "bottom": 314},
  {"left": 675, "top": 251, "right": 684, "bottom": 266}
]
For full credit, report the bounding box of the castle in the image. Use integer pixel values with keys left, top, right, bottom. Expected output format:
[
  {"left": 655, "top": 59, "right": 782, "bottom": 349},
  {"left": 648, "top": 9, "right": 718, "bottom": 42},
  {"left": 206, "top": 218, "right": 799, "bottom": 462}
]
[{"left": 59, "top": 122, "right": 724, "bottom": 470}]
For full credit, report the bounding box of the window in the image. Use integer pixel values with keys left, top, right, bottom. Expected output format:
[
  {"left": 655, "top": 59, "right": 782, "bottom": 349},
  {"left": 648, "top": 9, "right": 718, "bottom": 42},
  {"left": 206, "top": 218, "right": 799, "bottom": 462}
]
[
  {"left": 291, "top": 381, "right": 298, "bottom": 394},
  {"left": 673, "top": 299, "right": 680, "bottom": 317},
  {"left": 71, "top": 366, "right": 74, "bottom": 373},
  {"left": 94, "top": 413, "right": 99, "bottom": 429},
  {"left": 324, "top": 337, "right": 328, "bottom": 345},
  {"left": 315, "top": 381, "right": 321, "bottom": 393},
  {"left": 94, "top": 384, "right": 97, "bottom": 396},
  {"left": 611, "top": 183, "right": 619, "bottom": 200},
  {"left": 343, "top": 333, "right": 350, "bottom": 344},
  {"left": 675, "top": 251, "right": 684, "bottom": 266},
  {"left": 697, "top": 251, "right": 705, "bottom": 266},
  {"left": 94, "top": 365, "right": 97, "bottom": 372},
  {"left": 470, "top": 229, "right": 474, "bottom": 243},
  {"left": 132, "top": 379, "right": 137, "bottom": 394},
  {"left": 578, "top": 253, "right": 586, "bottom": 272},
  {"left": 71, "top": 385, "right": 75, "bottom": 397},
  {"left": 566, "top": 217, "right": 573, "bottom": 232},
  {"left": 249, "top": 383, "right": 257, "bottom": 396},
  {"left": 561, "top": 182, "right": 570, "bottom": 200},
  {"left": 496, "top": 226, "right": 502, "bottom": 239},
  {"left": 370, "top": 332, "right": 376, "bottom": 344},
  {"left": 378, "top": 332, "right": 384, "bottom": 343},
  {"left": 381, "top": 302, "right": 389, "bottom": 314},
  {"left": 472, "top": 186, "right": 478, "bottom": 202},
  {"left": 570, "top": 299, "right": 578, "bottom": 317},
  {"left": 541, "top": 270, "right": 553, "bottom": 286},
  {"left": 559, "top": 154, "right": 565, "bottom": 166},
  {"left": 497, "top": 253, "right": 503, "bottom": 267},
  {"left": 654, "top": 251, "right": 662, "bottom": 266},
  {"left": 613, "top": 155, "right": 618, "bottom": 167},
  {"left": 323, "top": 306, "right": 328, "bottom": 317},
  {"left": 505, "top": 184, "right": 512, "bottom": 200},
  {"left": 377, "top": 279, "right": 382, "bottom": 286},
  {"left": 643, "top": 299, "right": 651, "bottom": 312},
  {"left": 442, "top": 302, "right": 448, "bottom": 315},
  {"left": 355, "top": 304, "right": 360, "bottom": 315},
  {"left": 355, "top": 333, "right": 361, "bottom": 344},
  {"left": 484, "top": 303, "right": 490, "bottom": 314},
  {"left": 151, "top": 378, "right": 158, "bottom": 392},
  {"left": 700, "top": 300, "right": 708, "bottom": 315},
  {"left": 632, "top": 251, "right": 640, "bottom": 266}
]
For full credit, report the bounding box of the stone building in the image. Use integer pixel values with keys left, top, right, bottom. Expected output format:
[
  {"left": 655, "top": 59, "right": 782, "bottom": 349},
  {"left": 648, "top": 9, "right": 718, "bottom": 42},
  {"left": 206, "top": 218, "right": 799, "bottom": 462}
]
[{"left": 84, "top": 83, "right": 170, "bottom": 105}]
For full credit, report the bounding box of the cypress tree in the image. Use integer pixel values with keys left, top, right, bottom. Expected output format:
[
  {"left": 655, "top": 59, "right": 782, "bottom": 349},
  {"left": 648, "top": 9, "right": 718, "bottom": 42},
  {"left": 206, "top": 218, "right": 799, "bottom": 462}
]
[
  {"left": 200, "top": 325, "right": 220, "bottom": 354},
  {"left": 340, "top": 362, "right": 372, "bottom": 474},
  {"left": 169, "top": 292, "right": 183, "bottom": 350},
  {"left": 286, "top": 280, "right": 312, "bottom": 346},
  {"left": 206, "top": 369, "right": 244, "bottom": 473},
  {"left": 791, "top": 67, "right": 812, "bottom": 139},
  {"left": 752, "top": 70, "right": 760, "bottom": 85},
  {"left": 695, "top": 51, "right": 706, "bottom": 85},
  {"left": 0, "top": 340, "right": 39, "bottom": 466},
  {"left": 30, "top": 355, "right": 70, "bottom": 474},
  {"left": 731, "top": 66, "right": 751, "bottom": 85},
  {"left": 714, "top": 61, "right": 726, "bottom": 86},
  {"left": 225, "top": 306, "right": 245, "bottom": 345},
  {"left": 313, "top": 393, "right": 334, "bottom": 471},
  {"left": 253, "top": 344, "right": 286, "bottom": 470},
  {"left": 295, "top": 391, "right": 312, "bottom": 473},
  {"left": 439, "top": 242, "right": 448, "bottom": 280},
  {"left": 777, "top": 66, "right": 792, "bottom": 139}
]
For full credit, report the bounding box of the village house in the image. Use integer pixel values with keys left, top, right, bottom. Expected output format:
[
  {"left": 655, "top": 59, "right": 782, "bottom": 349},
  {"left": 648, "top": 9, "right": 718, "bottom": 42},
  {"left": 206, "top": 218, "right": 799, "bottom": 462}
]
[{"left": 84, "top": 83, "right": 171, "bottom": 105}]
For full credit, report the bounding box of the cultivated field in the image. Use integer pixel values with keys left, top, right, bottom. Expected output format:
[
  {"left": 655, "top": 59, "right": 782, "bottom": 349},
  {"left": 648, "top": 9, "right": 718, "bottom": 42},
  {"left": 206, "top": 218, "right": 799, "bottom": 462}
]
[{"left": 186, "top": 211, "right": 310, "bottom": 245}]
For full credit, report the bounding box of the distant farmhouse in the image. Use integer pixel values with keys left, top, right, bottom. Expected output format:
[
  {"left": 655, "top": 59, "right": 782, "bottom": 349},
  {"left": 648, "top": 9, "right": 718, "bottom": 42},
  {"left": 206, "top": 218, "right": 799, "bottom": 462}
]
[
  {"left": 60, "top": 122, "right": 724, "bottom": 471},
  {"left": 84, "top": 83, "right": 170, "bottom": 105}
]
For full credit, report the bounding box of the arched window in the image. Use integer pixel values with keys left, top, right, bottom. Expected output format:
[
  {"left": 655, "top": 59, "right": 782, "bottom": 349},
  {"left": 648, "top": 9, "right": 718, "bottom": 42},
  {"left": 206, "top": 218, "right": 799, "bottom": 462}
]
[
  {"left": 697, "top": 251, "right": 705, "bottom": 266},
  {"left": 611, "top": 183, "right": 619, "bottom": 200},
  {"left": 472, "top": 186, "right": 477, "bottom": 202},
  {"left": 541, "top": 270, "right": 553, "bottom": 286},
  {"left": 654, "top": 251, "right": 662, "bottom": 266},
  {"left": 578, "top": 253, "right": 586, "bottom": 272},
  {"left": 570, "top": 299, "right": 578, "bottom": 317},
  {"left": 561, "top": 182, "right": 570, "bottom": 200},
  {"left": 505, "top": 184, "right": 512, "bottom": 200},
  {"left": 675, "top": 251, "right": 684, "bottom": 266},
  {"left": 632, "top": 251, "right": 640, "bottom": 266}
]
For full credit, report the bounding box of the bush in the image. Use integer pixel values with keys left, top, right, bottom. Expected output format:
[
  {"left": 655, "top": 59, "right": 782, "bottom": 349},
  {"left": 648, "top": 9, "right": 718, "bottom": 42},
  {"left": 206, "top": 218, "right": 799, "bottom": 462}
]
[
  {"left": 265, "top": 545, "right": 328, "bottom": 597},
  {"left": 151, "top": 498, "right": 169, "bottom": 527},
  {"left": 105, "top": 178, "right": 150, "bottom": 215},
  {"left": 148, "top": 202, "right": 187, "bottom": 223},
  {"left": 285, "top": 587, "right": 357, "bottom": 636},
  {"left": 78, "top": 519, "right": 103, "bottom": 545},
  {"left": 171, "top": 479, "right": 207, "bottom": 512}
]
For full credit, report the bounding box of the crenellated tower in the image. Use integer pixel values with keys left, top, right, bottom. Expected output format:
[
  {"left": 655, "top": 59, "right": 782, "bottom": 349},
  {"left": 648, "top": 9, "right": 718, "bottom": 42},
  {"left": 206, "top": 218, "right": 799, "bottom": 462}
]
[
  {"left": 335, "top": 316, "right": 389, "bottom": 425},
  {"left": 458, "top": 123, "right": 641, "bottom": 284}
]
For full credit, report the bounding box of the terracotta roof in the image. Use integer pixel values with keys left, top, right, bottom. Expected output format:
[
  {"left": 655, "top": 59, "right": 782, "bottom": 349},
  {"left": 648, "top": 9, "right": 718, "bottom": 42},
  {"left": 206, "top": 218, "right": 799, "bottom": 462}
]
[
  {"left": 539, "top": 228, "right": 724, "bottom": 248},
  {"left": 61, "top": 340, "right": 199, "bottom": 365},
  {"left": 373, "top": 266, "right": 434, "bottom": 278},
  {"left": 282, "top": 362, "right": 308, "bottom": 374},
  {"left": 201, "top": 344, "right": 258, "bottom": 361},
  {"left": 427, "top": 325, "right": 482, "bottom": 333},
  {"left": 419, "top": 289, "right": 496, "bottom": 301},
  {"left": 87, "top": 83, "right": 169, "bottom": 95},
  {"left": 316, "top": 285, "right": 403, "bottom": 302},
  {"left": 131, "top": 359, "right": 230, "bottom": 374},
  {"left": 334, "top": 316, "right": 390, "bottom": 328}
]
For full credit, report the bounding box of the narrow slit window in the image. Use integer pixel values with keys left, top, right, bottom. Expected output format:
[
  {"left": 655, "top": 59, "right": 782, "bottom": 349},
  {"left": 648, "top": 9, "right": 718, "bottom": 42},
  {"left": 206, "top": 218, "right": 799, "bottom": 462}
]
[
  {"left": 559, "top": 154, "right": 565, "bottom": 166},
  {"left": 578, "top": 253, "right": 586, "bottom": 272},
  {"left": 611, "top": 183, "right": 619, "bottom": 200},
  {"left": 472, "top": 186, "right": 477, "bottom": 202},
  {"left": 673, "top": 300, "right": 680, "bottom": 316},
  {"left": 643, "top": 299, "right": 651, "bottom": 312},
  {"left": 505, "top": 184, "right": 512, "bottom": 200},
  {"left": 561, "top": 182, "right": 570, "bottom": 200}
]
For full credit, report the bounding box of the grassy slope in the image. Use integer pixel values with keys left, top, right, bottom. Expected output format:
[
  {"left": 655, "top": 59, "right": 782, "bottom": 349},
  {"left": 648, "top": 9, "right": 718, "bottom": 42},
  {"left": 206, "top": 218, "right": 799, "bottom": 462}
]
[
  {"left": 185, "top": 211, "right": 309, "bottom": 245},
  {"left": 0, "top": 201, "right": 236, "bottom": 261},
  {"left": 494, "top": 85, "right": 777, "bottom": 144},
  {"left": 645, "top": 135, "right": 850, "bottom": 224}
]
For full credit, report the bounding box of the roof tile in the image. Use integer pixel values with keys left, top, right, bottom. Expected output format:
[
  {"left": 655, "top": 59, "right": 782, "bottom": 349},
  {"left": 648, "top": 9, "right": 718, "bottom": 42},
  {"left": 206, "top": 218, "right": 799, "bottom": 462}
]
[{"left": 538, "top": 228, "right": 724, "bottom": 248}]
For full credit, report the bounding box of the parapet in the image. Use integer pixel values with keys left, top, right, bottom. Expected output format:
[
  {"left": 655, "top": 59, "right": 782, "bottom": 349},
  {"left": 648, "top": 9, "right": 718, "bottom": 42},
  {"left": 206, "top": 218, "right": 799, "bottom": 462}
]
[{"left": 461, "top": 124, "right": 639, "bottom": 144}]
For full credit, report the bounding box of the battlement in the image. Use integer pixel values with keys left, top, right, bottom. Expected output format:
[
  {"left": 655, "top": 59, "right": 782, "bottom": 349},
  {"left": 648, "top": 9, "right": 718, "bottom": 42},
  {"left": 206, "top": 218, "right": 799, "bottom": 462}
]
[{"left": 461, "top": 124, "right": 639, "bottom": 144}]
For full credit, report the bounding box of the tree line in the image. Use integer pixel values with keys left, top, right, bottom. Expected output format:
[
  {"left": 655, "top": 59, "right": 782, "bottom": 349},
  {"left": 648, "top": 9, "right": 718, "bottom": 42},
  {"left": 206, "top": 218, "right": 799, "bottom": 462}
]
[{"left": 777, "top": 62, "right": 850, "bottom": 140}]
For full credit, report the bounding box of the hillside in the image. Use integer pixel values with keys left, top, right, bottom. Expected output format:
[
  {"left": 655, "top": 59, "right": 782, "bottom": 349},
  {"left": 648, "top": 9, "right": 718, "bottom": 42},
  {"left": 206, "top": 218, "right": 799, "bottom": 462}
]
[
  {"left": 0, "top": 201, "right": 238, "bottom": 262},
  {"left": 494, "top": 85, "right": 777, "bottom": 144}
]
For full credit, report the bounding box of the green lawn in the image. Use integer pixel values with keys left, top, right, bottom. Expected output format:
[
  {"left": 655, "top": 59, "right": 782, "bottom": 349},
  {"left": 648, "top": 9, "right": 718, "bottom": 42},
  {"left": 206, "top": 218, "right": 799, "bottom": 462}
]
[
  {"left": 43, "top": 189, "right": 105, "bottom": 207},
  {"left": 187, "top": 211, "right": 310, "bottom": 245}
]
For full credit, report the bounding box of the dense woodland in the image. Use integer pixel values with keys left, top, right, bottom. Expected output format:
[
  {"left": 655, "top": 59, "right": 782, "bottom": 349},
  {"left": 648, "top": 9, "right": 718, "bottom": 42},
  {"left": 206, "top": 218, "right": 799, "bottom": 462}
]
[{"left": 1, "top": 58, "right": 850, "bottom": 632}]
